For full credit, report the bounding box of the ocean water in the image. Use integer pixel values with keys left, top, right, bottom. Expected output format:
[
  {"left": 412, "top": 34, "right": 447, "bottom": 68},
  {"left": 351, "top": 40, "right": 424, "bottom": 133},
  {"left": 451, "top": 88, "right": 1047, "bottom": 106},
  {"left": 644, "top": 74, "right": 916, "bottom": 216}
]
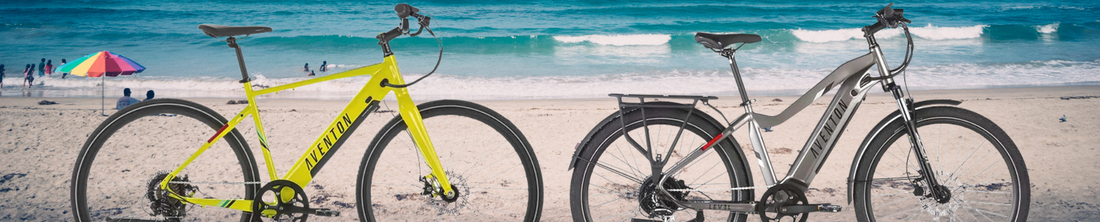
[{"left": 2, "top": 0, "right": 1099, "bottom": 100}]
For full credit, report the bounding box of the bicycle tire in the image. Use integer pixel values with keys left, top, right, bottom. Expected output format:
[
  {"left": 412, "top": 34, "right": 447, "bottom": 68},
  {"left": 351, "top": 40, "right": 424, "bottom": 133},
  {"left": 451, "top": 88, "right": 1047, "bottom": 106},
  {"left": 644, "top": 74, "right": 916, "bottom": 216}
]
[
  {"left": 571, "top": 102, "right": 753, "bottom": 222},
  {"left": 853, "top": 106, "right": 1029, "bottom": 221},
  {"left": 71, "top": 99, "right": 260, "bottom": 222},
  {"left": 356, "top": 100, "right": 543, "bottom": 221}
]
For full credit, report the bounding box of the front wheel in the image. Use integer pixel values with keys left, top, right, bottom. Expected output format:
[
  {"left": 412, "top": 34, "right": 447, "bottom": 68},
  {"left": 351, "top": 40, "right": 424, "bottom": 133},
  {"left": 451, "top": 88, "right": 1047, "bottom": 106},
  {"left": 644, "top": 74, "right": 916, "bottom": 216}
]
[
  {"left": 853, "top": 107, "right": 1029, "bottom": 221},
  {"left": 356, "top": 100, "right": 543, "bottom": 221}
]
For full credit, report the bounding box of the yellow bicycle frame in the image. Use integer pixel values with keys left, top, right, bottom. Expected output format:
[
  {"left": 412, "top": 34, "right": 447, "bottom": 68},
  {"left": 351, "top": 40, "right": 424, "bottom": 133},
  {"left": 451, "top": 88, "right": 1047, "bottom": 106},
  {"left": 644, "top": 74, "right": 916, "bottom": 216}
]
[{"left": 158, "top": 55, "right": 454, "bottom": 213}]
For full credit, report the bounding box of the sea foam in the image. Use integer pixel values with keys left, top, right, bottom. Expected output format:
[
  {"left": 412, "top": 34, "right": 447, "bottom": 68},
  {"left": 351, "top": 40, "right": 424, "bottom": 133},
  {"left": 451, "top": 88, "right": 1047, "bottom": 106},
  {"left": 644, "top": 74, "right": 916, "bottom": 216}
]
[
  {"left": 16, "top": 59, "right": 1098, "bottom": 100},
  {"left": 553, "top": 34, "right": 672, "bottom": 46},
  {"left": 791, "top": 24, "right": 986, "bottom": 42}
]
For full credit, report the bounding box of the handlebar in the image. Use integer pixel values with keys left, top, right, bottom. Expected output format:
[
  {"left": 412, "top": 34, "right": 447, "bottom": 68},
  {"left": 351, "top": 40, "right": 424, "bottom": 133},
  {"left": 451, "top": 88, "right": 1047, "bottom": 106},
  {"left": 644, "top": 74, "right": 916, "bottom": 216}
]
[
  {"left": 377, "top": 3, "right": 433, "bottom": 43},
  {"left": 863, "top": 3, "right": 911, "bottom": 37},
  {"left": 376, "top": 4, "right": 443, "bottom": 89}
]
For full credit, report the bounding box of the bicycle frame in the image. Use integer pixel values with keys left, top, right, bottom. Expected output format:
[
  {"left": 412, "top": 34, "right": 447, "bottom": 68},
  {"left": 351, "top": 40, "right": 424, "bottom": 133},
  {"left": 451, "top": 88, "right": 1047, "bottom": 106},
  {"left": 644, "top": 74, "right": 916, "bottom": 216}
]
[
  {"left": 157, "top": 54, "right": 455, "bottom": 213},
  {"left": 656, "top": 33, "right": 923, "bottom": 213}
]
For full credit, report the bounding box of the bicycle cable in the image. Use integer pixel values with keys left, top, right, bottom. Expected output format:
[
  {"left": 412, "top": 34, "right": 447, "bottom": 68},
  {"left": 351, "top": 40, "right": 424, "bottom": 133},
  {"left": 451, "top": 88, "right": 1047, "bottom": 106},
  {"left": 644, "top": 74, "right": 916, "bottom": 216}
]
[{"left": 382, "top": 13, "right": 443, "bottom": 89}]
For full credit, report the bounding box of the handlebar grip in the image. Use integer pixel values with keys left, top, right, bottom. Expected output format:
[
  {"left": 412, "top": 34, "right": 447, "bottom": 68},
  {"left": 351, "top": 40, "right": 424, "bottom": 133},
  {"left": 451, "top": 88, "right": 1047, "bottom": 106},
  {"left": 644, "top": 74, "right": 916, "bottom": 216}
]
[
  {"left": 864, "top": 22, "right": 887, "bottom": 36},
  {"left": 395, "top": 3, "right": 419, "bottom": 19},
  {"left": 377, "top": 27, "right": 403, "bottom": 42}
]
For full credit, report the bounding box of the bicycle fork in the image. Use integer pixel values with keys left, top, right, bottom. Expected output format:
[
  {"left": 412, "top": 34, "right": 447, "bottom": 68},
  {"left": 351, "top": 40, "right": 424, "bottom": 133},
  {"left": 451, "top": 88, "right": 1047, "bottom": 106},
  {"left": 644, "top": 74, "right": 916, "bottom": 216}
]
[
  {"left": 871, "top": 36, "right": 951, "bottom": 202},
  {"left": 887, "top": 83, "right": 951, "bottom": 203}
]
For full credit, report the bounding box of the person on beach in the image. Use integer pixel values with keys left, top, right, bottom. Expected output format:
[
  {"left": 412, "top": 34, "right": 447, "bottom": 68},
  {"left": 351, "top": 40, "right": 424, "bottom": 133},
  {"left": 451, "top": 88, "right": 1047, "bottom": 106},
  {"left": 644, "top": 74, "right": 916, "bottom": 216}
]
[
  {"left": 44, "top": 60, "right": 53, "bottom": 77},
  {"left": 145, "top": 90, "right": 155, "bottom": 101},
  {"left": 320, "top": 61, "right": 327, "bottom": 72},
  {"left": 0, "top": 64, "right": 5, "bottom": 88},
  {"left": 58, "top": 59, "right": 68, "bottom": 79},
  {"left": 23, "top": 64, "right": 34, "bottom": 88},
  {"left": 117, "top": 88, "right": 141, "bottom": 109},
  {"left": 38, "top": 58, "right": 45, "bottom": 77},
  {"left": 303, "top": 63, "right": 309, "bottom": 72},
  {"left": 308, "top": 70, "right": 316, "bottom": 76}
]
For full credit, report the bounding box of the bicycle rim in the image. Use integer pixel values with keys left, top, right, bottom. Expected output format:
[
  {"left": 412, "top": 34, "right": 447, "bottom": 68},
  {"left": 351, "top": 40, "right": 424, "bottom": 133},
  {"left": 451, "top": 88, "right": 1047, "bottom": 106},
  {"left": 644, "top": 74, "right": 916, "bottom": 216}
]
[
  {"left": 358, "top": 100, "right": 541, "bottom": 221},
  {"left": 857, "top": 109, "right": 1027, "bottom": 221},
  {"left": 72, "top": 100, "right": 257, "bottom": 222},
  {"left": 573, "top": 108, "right": 750, "bottom": 222}
]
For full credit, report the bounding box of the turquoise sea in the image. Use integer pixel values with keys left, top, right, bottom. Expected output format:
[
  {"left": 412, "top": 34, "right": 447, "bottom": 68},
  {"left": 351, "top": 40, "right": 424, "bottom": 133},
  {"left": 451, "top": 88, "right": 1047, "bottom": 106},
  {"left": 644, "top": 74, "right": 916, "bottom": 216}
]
[{"left": 2, "top": 0, "right": 1099, "bottom": 99}]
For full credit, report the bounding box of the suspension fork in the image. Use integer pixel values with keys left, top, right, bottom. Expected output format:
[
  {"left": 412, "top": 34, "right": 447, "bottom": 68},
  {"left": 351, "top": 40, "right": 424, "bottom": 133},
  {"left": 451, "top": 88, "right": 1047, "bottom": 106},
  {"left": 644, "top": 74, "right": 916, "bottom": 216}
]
[
  {"left": 870, "top": 35, "right": 948, "bottom": 201},
  {"left": 888, "top": 84, "right": 949, "bottom": 201}
]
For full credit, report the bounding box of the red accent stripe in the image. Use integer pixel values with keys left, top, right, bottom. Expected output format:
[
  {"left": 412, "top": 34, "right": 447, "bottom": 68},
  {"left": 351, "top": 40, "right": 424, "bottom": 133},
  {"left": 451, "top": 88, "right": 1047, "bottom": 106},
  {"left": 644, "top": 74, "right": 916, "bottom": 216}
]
[
  {"left": 701, "top": 134, "right": 723, "bottom": 151},
  {"left": 208, "top": 124, "right": 229, "bottom": 143}
]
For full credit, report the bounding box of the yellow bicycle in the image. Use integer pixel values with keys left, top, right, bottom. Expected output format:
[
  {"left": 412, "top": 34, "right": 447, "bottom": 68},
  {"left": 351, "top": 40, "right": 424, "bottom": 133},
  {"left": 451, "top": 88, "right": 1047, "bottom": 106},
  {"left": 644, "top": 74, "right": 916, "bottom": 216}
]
[{"left": 70, "top": 4, "right": 543, "bottom": 221}]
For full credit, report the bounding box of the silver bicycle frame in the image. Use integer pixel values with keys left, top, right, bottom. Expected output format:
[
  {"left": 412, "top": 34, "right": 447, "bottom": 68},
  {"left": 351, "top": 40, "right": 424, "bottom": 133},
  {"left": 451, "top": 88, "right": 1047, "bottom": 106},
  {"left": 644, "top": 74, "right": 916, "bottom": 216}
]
[{"left": 659, "top": 35, "right": 912, "bottom": 213}]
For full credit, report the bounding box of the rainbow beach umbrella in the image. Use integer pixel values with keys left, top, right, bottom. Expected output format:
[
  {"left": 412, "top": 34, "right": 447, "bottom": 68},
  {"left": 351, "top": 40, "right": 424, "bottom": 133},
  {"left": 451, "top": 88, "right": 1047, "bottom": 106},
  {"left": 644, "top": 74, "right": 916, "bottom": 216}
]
[
  {"left": 56, "top": 51, "right": 146, "bottom": 115},
  {"left": 57, "top": 51, "right": 146, "bottom": 77}
]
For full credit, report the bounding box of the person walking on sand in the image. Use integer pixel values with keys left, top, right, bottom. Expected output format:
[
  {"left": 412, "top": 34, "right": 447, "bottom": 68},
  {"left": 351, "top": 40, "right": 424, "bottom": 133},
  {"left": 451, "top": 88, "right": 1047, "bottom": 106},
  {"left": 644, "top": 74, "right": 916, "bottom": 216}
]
[
  {"left": 116, "top": 88, "right": 141, "bottom": 109},
  {"left": 320, "top": 61, "right": 327, "bottom": 72},
  {"left": 38, "top": 58, "right": 45, "bottom": 77},
  {"left": 303, "top": 63, "right": 309, "bottom": 72},
  {"left": 44, "top": 60, "right": 54, "bottom": 77}
]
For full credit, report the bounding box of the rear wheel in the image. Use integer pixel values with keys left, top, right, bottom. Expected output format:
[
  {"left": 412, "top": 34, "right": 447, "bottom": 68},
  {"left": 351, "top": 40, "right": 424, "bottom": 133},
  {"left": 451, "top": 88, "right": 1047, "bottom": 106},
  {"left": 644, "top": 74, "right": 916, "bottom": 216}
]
[
  {"left": 357, "top": 100, "right": 543, "bottom": 221},
  {"left": 853, "top": 107, "right": 1029, "bottom": 221},
  {"left": 71, "top": 99, "right": 260, "bottom": 222},
  {"left": 570, "top": 103, "right": 753, "bottom": 222}
]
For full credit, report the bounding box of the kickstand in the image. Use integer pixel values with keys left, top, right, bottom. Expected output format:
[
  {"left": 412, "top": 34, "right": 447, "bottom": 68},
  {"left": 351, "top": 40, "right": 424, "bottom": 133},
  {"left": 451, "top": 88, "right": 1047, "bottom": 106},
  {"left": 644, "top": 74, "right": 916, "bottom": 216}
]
[{"left": 686, "top": 210, "right": 705, "bottom": 222}]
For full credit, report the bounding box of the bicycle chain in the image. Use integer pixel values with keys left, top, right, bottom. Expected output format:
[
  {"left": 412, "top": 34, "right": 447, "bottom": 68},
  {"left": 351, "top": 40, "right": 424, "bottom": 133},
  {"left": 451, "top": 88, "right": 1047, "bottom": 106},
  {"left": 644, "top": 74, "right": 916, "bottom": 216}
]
[
  {"left": 667, "top": 185, "right": 772, "bottom": 192},
  {"left": 169, "top": 181, "right": 262, "bottom": 185}
]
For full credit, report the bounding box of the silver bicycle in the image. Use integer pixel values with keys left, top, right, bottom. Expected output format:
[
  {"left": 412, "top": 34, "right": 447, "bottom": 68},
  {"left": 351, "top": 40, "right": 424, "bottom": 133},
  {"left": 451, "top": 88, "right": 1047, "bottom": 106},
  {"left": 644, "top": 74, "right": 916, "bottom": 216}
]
[{"left": 568, "top": 4, "right": 1029, "bottom": 222}]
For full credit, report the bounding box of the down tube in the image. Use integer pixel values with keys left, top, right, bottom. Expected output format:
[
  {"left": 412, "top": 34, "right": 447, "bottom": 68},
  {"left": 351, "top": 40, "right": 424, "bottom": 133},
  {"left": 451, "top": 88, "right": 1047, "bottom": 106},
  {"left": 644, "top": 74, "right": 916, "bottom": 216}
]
[
  {"left": 282, "top": 100, "right": 380, "bottom": 186},
  {"left": 784, "top": 73, "right": 881, "bottom": 187}
]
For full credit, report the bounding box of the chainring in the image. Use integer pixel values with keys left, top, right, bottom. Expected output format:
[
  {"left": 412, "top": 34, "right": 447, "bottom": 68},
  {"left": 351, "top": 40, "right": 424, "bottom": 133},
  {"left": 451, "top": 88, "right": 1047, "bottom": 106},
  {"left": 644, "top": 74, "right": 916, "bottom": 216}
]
[
  {"left": 252, "top": 180, "right": 310, "bottom": 222},
  {"left": 758, "top": 184, "right": 809, "bottom": 222}
]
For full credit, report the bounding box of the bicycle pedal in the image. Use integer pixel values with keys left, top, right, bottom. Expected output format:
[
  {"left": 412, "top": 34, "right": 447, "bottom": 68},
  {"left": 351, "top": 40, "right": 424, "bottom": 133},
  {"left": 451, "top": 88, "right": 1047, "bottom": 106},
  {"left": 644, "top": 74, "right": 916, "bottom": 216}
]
[
  {"left": 311, "top": 208, "right": 340, "bottom": 217},
  {"left": 817, "top": 204, "right": 843, "bottom": 212}
]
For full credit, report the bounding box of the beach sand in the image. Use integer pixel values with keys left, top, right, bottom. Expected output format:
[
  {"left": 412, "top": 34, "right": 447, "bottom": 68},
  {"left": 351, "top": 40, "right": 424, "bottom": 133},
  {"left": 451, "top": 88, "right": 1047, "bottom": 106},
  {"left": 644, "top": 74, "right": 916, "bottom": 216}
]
[{"left": 1, "top": 86, "right": 1098, "bottom": 221}]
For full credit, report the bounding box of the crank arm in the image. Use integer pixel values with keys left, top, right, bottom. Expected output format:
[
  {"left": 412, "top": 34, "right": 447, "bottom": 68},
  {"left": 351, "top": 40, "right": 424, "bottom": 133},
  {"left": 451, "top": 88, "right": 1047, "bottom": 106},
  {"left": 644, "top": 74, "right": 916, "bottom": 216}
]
[{"left": 777, "top": 203, "right": 844, "bottom": 214}]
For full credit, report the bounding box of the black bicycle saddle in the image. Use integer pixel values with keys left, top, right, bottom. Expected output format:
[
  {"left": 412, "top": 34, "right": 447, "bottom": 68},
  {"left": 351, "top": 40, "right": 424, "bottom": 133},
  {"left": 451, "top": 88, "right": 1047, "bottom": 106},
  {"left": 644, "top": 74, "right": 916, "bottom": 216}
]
[
  {"left": 198, "top": 24, "right": 273, "bottom": 38},
  {"left": 694, "top": 32, "right": 761, "bottom": 49}
]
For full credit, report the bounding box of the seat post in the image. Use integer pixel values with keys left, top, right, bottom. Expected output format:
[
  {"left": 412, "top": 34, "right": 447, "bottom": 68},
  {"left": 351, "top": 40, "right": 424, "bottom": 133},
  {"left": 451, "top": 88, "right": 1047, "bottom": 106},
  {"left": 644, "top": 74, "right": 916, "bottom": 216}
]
[
  {"left": 723, "top": 50, "right": 751, "bottom": 105},
  {"left": 226, "top": 37, "right": 251, "bottom": 83}
]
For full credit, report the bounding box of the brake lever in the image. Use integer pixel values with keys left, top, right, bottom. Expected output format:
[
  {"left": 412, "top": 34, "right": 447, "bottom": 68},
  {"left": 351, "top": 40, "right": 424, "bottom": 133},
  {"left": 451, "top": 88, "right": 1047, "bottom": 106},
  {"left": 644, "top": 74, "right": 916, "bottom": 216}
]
[
  {"left": 407, "top": 15, "right": 433, "bottom": 37},
  {"left": 420, "top": 16, "right": 434, "bottom": 36}
]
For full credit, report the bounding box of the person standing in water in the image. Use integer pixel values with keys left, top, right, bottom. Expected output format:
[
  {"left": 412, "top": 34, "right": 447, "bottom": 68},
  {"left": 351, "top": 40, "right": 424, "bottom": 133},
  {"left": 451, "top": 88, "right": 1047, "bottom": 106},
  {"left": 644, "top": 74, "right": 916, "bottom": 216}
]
[
  {"left": 59, "top": 59, "right": 68, "bottom": 78},
  {"left": 44, "top": 60, "right": 54, "bottom": 77},
  {"left": 0, "top": 64, "right": 6, "bottom": 88},
  {"left": 320, "top": 61, "right": 327, "bottom": 72},
  {"left": 303, "top": 63, "right": 309, "bottom": 72},
  {"left": 23, "top": 64, "right": 34, "bottom": 88},
  {"left": 38, "top": 58, "right": 45, "bottom": 77}
]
